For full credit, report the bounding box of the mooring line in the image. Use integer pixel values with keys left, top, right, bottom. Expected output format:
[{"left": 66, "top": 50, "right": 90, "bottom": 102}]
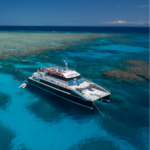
[
  {"left": 92, "top": 101, "right": 105, "bottom": 117},
  {"left": 92, "top": 100, "right": 126, "bottom": 128}
]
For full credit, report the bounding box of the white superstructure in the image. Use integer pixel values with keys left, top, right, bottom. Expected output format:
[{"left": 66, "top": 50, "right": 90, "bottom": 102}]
[
  {"left": 32, "top": 71, "right": 110, "bottom": 101},
  {"left": 28, "top": 60, "right": 111, "bottom": 109}
]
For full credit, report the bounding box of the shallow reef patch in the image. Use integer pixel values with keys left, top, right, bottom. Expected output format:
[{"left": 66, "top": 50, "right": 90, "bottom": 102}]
[
  {"left": 0, "top": 64, "right": 28, "bottom": 81},
  {"left": 103, "top": 60, "right": 149, "bottom": 82},
  {"left": 111, "top": 40, "right": 132, "bottom": 43},
  {"left": 110, "top": 94, "right": 125, "bottom": 102},
  {"left": 0, "top": 92, "right": 11, "bottom": 110},
  {"left": 26, "top": 100, "right": 61, "bottom": 123},
  {"left": 69, "top": 137, "right": 119, "bottom": 150},
  {"left": 0, "top": 122, "right": 15, "bottom": 150},
  {"left": 0, "top": 32, "right": 103, "bottom": 60}
]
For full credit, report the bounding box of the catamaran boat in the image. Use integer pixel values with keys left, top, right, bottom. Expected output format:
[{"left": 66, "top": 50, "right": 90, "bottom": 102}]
[{"left": 27, "top": 60, "right": 111, "bottom": 109}]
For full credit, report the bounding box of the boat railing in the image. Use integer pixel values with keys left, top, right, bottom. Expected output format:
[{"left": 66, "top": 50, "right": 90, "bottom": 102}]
[
  {"left": 44, "top": 65, "right": 76, "bottom": 73},
  {"left": 104, "top": 87, "right": 111, "bottom": 93},
  {"left": 76, "top": 86, "right": 102, "bottom": 100},
  {"left": 82, "top": 77, "right": 111, "bottom": 93},
  {"left": 98, "top": 85, "right": 111, "bottom": 93},
  {"left": 91, "top": 84, "right": 111, "bottom": 93},
  {"left": 82, "top": 77, "right": 93, "bottom": 83}
]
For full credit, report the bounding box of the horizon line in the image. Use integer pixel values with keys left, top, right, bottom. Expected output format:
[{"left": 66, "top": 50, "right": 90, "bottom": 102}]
[{"left": 0, "top": 25, "right": 149, "bottom": 28}]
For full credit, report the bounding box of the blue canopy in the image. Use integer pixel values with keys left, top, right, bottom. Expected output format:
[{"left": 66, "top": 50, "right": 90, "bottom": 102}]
[
  {"left": 37, "top": 78, "right": 40, "bottom": 82},
  {"left": 76, "top": 79, "right": 84, "bottom": 84},
  {"left": 68, "top": 79, "right": 83, "bottom": 85}
]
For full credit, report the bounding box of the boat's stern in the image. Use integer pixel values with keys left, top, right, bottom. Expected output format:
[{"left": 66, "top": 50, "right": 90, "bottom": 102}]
[
  {"left": 81, "top": 87, "right": 110, "bottom": 102},
  {"left": 74, "top": 82, "right": 111, "bottom": 104}
]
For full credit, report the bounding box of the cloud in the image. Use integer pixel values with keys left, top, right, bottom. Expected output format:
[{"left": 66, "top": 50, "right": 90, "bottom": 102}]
[
  {"left": 116, "top": 5, "right": 121, "bottom": 7},
  {"left": 67, "top": 22, "right": 91, "bottom": 26},
  {"left": 99, "top": 20, "right": 149, "bottom": 25},
  {"left": 134, "top": 5, "right": 149, "bottom": 8},
  {"left": 105, "top": 20, "right": 127, "bottom": 24}
]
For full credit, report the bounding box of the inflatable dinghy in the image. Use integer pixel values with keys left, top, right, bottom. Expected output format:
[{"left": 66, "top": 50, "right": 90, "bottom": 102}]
[{"left": 19, "top": 83, "right": 26, "bottom": 89}]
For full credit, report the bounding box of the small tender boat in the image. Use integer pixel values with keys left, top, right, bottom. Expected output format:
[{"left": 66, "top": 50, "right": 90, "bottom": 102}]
[{"left": 19, "top": 83, "right": 26, "bottom": 89}]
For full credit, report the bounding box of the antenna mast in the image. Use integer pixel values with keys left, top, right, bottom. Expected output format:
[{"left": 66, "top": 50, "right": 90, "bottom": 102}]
[{"left": 63, "top": 59, "right": 68, "bottom": 70}]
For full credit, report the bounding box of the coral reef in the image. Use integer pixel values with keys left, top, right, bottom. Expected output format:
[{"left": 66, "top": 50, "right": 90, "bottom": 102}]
[
  {"left": 0, "top": 32, "right": 103, "bottom": 60},
  {"left": 111, "top": 94, "right": 125, "bottom": 102},
  {"left": 103, "top": 69, "right": 144, "bottom": 81},
  {"left": 125, "top": 60, "right": 149, "bottom": 66},
  {"left": 0, "top": 122, "right": 15, "bottom": 150},
  {"left": 0, "top": 92, "right": 11, "bottom": 109},
  {"left": 43, "top": 56, "right": 49, "bottom": 59},
  {"left": 0, "top": 64, "right": 28, "bottom": 81},
  {"left": 69, "top": 138, "right": 118, "bottom": 150},
  {"left": 28, "top": 55, "right": 36, "bottom": 58},
  {"left": 21, "top": 60, "right": 29, "bottom": 63},
  {"left": 103, "top": 60, "right": 149, "bottom": 81},
  {"left": 111, "top": 40, "right": 132, "bottom": 43},
  {"left": 26, "top": 100, "right": 61, "bottom": 123}
]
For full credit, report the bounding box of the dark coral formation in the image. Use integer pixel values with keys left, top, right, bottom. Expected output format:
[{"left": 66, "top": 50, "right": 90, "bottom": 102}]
[
  {"left": 125, "top": 60, "right": 149, "bottom": 66},
  {"left": 103, "top": 69, "right": 144, "bottom": 81},
  {"left": 0, "top": 92, "right": 11, "bottom": 110},
  {"left": 103, "top": 60, "right": 149, "bottom": 81},
  {"left": 111, "top": 40, "right": 132, "bottom": 43},
  {"left": 0, "top": 122, "right": 15, "bottom": 150},
  {"left": 0, "top": 64, "right": 28, "bottom": 81},
  {"left": 28, "top": 55, "right": 36, "bottom": 58},
  {"left": 43, "top": 56, "right": 49, "bottom": 59},
  {"left": 69, "top": 138, "right": 119, "bottom": 150},
  {"left": 26, "top": 100, "right": 61, "bottom": 123},
  {"left": 21, "top": 60, "right": 29, "bottom": 63}
]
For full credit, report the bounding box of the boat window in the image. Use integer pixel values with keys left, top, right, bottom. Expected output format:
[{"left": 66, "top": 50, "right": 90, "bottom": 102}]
[
  {"left": 48, "top": 74, "right": 81, "bottom": 82},
  {"left": 66, "top": 76, "right": 81, "bottom": 82},
  {"left": 49, "top": 74, "right": 66, "bottom": 80}
]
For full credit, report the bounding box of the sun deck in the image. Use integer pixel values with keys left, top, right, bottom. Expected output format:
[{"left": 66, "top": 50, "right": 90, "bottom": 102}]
[
  {"left": 69, "top": 81, "right": 90, "bottom": 89},
  {"left": 81, "top": 88, "right": 110, "bottom": 101}
]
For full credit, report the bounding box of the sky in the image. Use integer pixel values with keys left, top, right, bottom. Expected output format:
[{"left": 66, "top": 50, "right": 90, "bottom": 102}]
[{"left": 0, "top": 0, "right": 149, "bottom": 26}]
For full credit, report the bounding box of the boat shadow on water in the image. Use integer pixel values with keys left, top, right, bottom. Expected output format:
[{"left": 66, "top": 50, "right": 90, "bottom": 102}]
[{"left": 26, "top": 85, "right": 98, "bottom": 123}]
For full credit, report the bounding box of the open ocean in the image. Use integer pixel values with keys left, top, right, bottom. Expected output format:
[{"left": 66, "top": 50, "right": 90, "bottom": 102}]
[{"left": 0, "top": 26, "right": 149, "bottom": 150}]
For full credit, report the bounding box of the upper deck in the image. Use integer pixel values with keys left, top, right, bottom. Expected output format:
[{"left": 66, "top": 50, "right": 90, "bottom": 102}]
[
  {"left": 44, "top": 65, "right": 80, "bottom": 79},
  {"left": 32, "top": 71, "right": 89, "bottom": 88}
]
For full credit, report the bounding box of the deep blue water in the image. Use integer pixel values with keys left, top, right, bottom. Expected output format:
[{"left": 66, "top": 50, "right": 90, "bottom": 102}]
[
  {"left": 0, "top": 26, "right": 149, "bottom": 33},
  {"left": 0, "top": 27, "right": 149, "bottom": 150}
]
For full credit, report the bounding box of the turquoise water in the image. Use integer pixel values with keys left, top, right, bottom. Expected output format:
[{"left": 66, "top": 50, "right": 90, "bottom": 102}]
[{"left": 0, "top": 30, "right": 149, "bottom": 150}]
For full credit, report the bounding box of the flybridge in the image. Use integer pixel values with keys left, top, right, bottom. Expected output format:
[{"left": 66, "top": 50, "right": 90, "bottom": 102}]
[
  {"left": 44, "top": 68, "right": 65, "bottom": 78},
  {"left": 43, "top": 60, "right": 80, "bottom": 79},
  {"left": 44, "top": 67, "right": 80, "bottom": 78}
]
